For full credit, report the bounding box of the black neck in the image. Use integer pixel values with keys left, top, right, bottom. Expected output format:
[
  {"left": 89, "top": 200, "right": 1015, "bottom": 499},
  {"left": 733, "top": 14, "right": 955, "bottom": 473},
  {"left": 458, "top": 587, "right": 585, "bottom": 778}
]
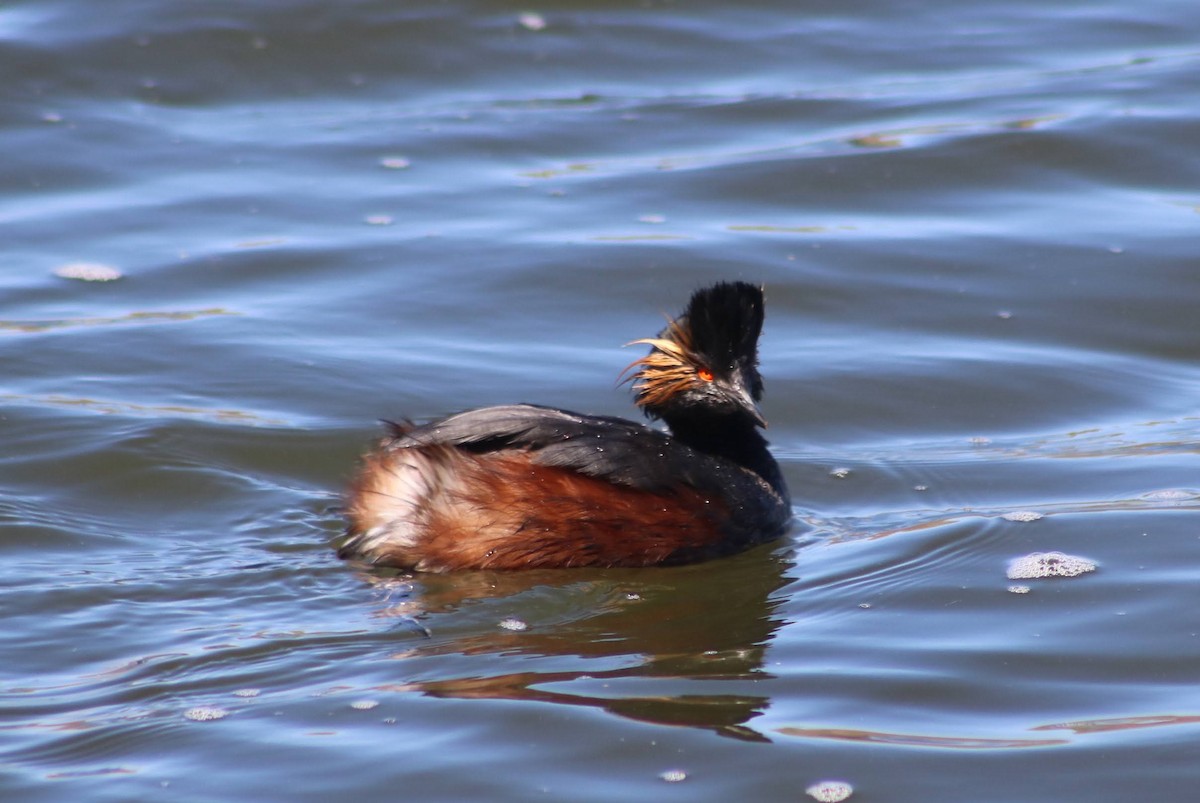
[{"left": 663, "top": 413, "right": 786, "bottom": 495}]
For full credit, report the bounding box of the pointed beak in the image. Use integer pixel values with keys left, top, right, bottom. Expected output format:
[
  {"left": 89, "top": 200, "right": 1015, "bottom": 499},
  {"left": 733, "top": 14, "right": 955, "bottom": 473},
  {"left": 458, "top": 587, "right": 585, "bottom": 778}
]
[
  {"left": 747, "top": 399, "right": 769, "bottom": 429},
  {"left": 730, "top": 381, "right": 768, "bottom": 428}
]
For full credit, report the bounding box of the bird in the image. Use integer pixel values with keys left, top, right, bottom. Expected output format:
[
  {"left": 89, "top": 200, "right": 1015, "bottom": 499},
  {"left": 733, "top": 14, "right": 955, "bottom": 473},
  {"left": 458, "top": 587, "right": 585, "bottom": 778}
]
[{"left": 339, "top": 281, "right": 791, "bottom": 572}]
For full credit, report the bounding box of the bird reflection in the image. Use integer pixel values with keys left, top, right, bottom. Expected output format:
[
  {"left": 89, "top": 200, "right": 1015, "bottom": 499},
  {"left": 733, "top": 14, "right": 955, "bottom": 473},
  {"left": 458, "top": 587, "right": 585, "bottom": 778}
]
[{"left": 354, "top": 544, "right": 793, "bottom": 742}]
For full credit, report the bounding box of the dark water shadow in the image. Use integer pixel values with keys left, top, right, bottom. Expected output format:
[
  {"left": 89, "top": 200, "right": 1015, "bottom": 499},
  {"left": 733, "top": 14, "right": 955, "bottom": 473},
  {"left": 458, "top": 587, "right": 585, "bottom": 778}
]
[{"left": 347, "top": 544, "right": 795, "bottom": 742}]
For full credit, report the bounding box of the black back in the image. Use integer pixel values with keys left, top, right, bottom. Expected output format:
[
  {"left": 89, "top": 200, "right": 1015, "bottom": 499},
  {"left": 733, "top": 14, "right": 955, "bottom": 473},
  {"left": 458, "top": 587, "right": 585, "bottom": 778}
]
[{"left": 390, "top": 404, "right": 733, "bottom": 493}]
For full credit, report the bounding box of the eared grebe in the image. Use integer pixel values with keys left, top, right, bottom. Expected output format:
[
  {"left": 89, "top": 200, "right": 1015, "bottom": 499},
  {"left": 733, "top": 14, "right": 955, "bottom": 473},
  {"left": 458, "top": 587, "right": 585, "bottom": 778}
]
[{"left": 339, "top": 281, "right": 791, "bottom": 571}]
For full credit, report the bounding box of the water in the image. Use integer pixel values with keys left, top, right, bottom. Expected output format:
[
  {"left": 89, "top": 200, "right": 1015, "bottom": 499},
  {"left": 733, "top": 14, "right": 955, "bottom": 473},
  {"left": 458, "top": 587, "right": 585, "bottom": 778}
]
[{"left": 3, "top": 0, "right": 1200, "bottom": 800}]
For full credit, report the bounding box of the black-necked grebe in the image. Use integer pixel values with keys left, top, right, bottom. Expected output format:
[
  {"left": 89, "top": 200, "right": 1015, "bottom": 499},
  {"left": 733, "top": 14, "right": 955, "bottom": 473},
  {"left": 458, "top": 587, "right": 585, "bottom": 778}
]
[{"left": 339, "top": 281, "right": 790, "bottom": 571}]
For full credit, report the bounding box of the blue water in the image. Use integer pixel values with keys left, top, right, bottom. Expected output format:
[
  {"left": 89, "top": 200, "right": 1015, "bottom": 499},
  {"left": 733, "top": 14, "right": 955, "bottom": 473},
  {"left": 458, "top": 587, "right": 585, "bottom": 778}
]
[{"left": 4, "top": 1, "right": 1200, "bottom": 800}]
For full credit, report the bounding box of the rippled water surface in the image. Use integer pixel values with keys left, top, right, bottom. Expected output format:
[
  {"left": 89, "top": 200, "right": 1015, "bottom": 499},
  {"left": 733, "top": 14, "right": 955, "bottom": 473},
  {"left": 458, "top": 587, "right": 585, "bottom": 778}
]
[{"left": 4, "top": 1, "right": 1200, "bottom": 800}]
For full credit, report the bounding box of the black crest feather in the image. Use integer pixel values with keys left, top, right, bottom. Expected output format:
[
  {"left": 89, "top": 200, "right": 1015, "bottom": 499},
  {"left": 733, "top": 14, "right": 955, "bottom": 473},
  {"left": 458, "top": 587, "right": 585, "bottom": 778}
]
[{"left": 682, "top": 281, "right": 764, "bottom": 372}]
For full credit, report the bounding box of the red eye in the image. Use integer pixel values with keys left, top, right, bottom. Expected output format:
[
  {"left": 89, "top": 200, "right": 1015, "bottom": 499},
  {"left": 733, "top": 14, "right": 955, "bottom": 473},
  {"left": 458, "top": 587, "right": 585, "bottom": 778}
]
[{"left": 697, "top": 367, "right": 714, "bottom": 382}]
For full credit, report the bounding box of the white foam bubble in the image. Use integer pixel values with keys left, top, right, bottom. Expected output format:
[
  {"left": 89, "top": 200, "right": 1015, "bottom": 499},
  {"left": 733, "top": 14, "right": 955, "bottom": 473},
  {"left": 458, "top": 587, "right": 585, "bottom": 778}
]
[
  {"left": 54, "top": 262, "right": 122, "bottom": 282},
  {"left": 1143, "top": 489, "right": 1194, "bottom": 501},
  {"left": 806, "top": 780, "right": 854, "bottom": 801},
  {"left": 1007, "top": 551, "right": 1096, "bottom": 580},
  {"left": 517, "top": 12, "right": 546, "bottom": 30},
  {"left": 498, "top": 617, "right": 528, "bottom": 631},
  {"left": 184, "top": 706, "right": 229, "bottom": 722},
  {"left": 1002, "top": 510, "right": 1043, "bottom": 522}
]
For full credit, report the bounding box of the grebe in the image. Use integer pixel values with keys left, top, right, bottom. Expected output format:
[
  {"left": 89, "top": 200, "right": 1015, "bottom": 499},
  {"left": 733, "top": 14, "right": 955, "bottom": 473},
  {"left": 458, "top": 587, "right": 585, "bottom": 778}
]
[{"left": 339, "top": 281, "right": 790, "bottom": 571}]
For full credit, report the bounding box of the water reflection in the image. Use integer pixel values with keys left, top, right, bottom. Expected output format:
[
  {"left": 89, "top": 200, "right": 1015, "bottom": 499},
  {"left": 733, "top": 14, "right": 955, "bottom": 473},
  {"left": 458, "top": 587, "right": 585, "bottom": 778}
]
[
  {"left": 1032, "top": 714, "right": 1200, "bottom": 735},
  {"left": 777, "top": 726, "right": 1067, "bottom": 749},
  {"left": 351, "top": 546, "right": 793, "bottom": 742},
  {"left": 0, "top": 308, "right": 234, "bottom": 333},
  {"left": 777, "top": 713, "right": 1200, "bottom": 749}
]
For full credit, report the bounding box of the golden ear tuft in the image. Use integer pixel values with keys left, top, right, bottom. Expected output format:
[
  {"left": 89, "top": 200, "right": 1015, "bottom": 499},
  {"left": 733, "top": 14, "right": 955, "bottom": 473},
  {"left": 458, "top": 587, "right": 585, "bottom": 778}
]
[{"left": 617, "top": 312, "right": 703, "bottom": 410}]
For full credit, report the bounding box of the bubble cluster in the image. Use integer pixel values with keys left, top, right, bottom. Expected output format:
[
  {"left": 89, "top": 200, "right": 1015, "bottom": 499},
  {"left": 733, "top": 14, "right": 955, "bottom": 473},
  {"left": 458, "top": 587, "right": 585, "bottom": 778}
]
[
  {"left": 806, "top": 780, "right": 854, "bottom": 801},
  {"left": 54, "top": 262, "right": 122, "bottom": 282},
  {"left": 517, "top": 12, "right": 547, "bottom": 30},
  {"left": 184, "top": 706, "right": 229, "bottom": 722},
  {"left": 1143, "top": 489, "right": 1195, "bottom": 502},
  {"left": 659, "top": 769, "right": 687, "bottom": 783},
  {"left": 1002, "top": 510, "right": 1043, "bottom": 522},
  {"left": 498, "top": 617, "right": 528, "bottom": 631},
  {"left": 1007, "top": 551, "right": 1096, "bottom": 580}
]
